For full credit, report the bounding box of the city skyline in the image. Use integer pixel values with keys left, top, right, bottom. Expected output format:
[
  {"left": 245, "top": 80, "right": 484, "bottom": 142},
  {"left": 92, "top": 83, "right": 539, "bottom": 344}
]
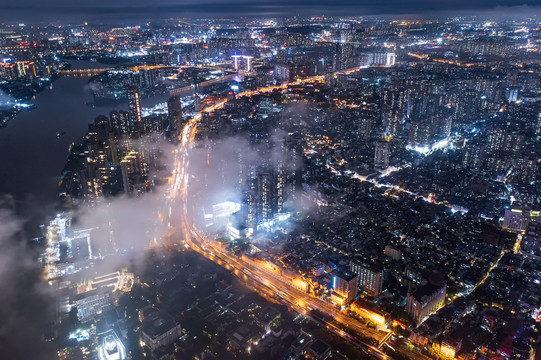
[
  {"left": 0, "top": 9, "right": 541, "bottom": 360},
  {"left": 1, "top": 1, "right": 541, "bottom": 21}
]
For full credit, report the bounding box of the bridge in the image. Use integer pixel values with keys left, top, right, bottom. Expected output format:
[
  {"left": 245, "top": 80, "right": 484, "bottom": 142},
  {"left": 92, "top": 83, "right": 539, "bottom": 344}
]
[
  {"left": 57, "top": 65, "right": 176, "bottom": 77},
  {"left": 58, "top": 64, "right": 232, "bottom": 79},
  {"left": 57, "top": 68, "right": 112, "bottom": 77},
  {"left": 169, "top": 73, "right": 239, "bottom": 97}
]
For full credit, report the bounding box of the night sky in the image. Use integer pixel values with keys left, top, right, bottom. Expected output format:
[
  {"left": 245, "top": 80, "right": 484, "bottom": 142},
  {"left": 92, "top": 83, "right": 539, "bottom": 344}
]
[{"left": 0, "top": 0, "right": 540, "bottom": 21}]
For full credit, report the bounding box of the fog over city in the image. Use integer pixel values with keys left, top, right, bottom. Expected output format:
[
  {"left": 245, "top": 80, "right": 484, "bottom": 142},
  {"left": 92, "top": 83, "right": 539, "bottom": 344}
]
[{"left": 1, "top": 3, "right": 541, "bottom": 360}]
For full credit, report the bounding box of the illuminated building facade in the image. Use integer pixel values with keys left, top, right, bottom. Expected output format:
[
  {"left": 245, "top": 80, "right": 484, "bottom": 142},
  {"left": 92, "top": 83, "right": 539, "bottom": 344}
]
[
  {"left": 127, "top": 86, "right": 142, "bottom": 128},
  {"left": 350, "top": 299, "right": 388, "bottom": 328},
  {"left": 331, "top": 270, "right": 358, "bottom": 305},
  {"left": 0, "top": 62, "right": 18, "bottom": 80},
  {"left": 274, "top": 63, "right": 290, "bottom": 83},
  {"left": 381, "top": 88, "right": 407, "bottom": 137},
  {"left": 350, "top": 262, "right": 384, "bottom": 296},
  {"left": 110, "top": 110, "right": 133, "bottom": 136},
  {"left": 232, "top": 55, "right": 253, "bottom": 72},
  {"left": 522, "top": 220, "right": 541, "bottom": 258},
  {"left": 374, "top": 140, "right": 391, "bottom": 169},
  {"left": 433, "top": 337, "right": 462, "bottom": 360},
  {"left": 360, "top": 52, "right": 396, "bottom": 67},
  {"left": 241, "top": 135, "right": 302, "bottom": 232},
  {"left": 406, "top": 282, "right": 447, "bottom": 323},
  {"left": 408, "top": 113, "right": 452, "bottom": 151},
  {"left": 333, "top": 43, "right": 354, "bottom": 71},
  {"left": 502, "top": 208, "right": 540, "bottom": 232}
]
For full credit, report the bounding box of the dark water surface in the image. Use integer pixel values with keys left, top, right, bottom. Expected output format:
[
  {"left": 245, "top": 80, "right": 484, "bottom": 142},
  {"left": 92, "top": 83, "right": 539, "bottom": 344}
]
[{"left": 0, "top": 60, "right": 168, "bottom": 235}]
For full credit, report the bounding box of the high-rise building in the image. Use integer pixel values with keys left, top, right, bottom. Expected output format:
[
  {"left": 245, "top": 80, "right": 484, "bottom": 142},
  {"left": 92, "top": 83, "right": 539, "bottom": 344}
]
[
  {"left": 438, "top": 338, "right": 463, "bottom": 360},
  {"left": 232, "top": 55, "right": 241, "bottom": 71},
  {"left": 139, "top": 68, "right": 156, "bottom": 89},
  {"left": 258, "top": 170, "right": 273, "bottom": 223},
  {"left": 245, "top": 165, "right": 258, "bottom": 230},
  {"left": 336, "top": 73, "right": 348, "bottom": 90},
  {"left": 381, "top": 89, "right": 407, "bottom": 137},
  {"left": 16, "top": 61, "right": 26, "bottom": 77},
  {"left": 513, "top": 157, "right": 537, "bottom": 184},
  {"left": 535, "top": 112, "right": 541, "bottom": 139},
  {"left": 316, "top": 58, "right": 325, "bottom": 75},
  {"left": 110, "top": 110, "right": 132, "bottom": 135},
  {"left": 143, "top": 115, "right": 165, "bottom": 134},
  {"left": 79, "top": 115, "right": 114, "bottom": 202},
  {"left": 484, "top": 125, "right": 525, "bottom": 172},
  {"left": 462, "top": 141, "right": 485, "bottom": 169},
  {"left": 333, "top": 43, "right": 354, "bottom": 71},
  {"left": 406, "top": 279, "right": 446, "bottom": 323},
  {"left": 232, "top": 55, "right": 253, "bottom": 72},
  {"left": 245, "top": 56, "right": 253, "bottom": 72},
  {"left": 408, "top": 113, "right": 452, "bottom": 150},
  {"left": 521, "top": 220, "right": 541, "bottom": 258},
  {"left": 350, "top": 262, "right": 384, "bottom": 296},
  {"left": 241, "top": 135, "right": 303, "bottom": 232},
  {"left": 0, "top": 63, "right": 18, "bottom": 80},
  {"left": 505, "top": 87, "right": 519, "bottom": 102},
  {"left": 274, "top": 63, "right": 290, "bottom": 83},
  {"left": 373, "top": 52, "right": 396, "bottom": 66},
  {"left": 126, "top": 86, "right": 142, "bottom": 129},
  {"left": 486, "top": 126, "right": 524, "bottom": 155},
  {"left": 167, "top": 95, "right": 183, "bottom": 133},
  {"left": 120, "top": 149, "right": 146, "bottom": 195},
  {"left": 276, "top": 49, "right": 287, "bottom": 64},
  {"left": 374, "top": 141, "right": 391, "bottom": 169},
  {"left": 360, "top": 52, "right": 396, "bottom": 67}
]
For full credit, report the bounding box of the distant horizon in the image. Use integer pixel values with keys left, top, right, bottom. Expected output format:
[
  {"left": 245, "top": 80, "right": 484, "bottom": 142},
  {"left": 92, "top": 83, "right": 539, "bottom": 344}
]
[{"left": 0, "top": 1, "right": 540, "bottom": 23}]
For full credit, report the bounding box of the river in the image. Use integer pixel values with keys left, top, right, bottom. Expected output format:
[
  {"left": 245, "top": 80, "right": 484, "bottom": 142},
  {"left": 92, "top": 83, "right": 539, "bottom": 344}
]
[{"left": 0, "top": 60, "right": 169, "bottom": 235}]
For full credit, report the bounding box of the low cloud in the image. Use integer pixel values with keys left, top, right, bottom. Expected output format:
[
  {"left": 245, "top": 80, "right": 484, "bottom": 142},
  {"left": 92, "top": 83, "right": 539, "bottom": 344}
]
[{"left": 0, "top": 195, "right": 55, "bottom": 360}]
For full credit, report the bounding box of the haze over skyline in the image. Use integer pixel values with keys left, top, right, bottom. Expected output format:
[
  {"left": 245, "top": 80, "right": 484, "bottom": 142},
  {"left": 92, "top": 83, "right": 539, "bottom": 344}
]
[{"left": 0, "top": 0, "right": 540, "bottom": 21}]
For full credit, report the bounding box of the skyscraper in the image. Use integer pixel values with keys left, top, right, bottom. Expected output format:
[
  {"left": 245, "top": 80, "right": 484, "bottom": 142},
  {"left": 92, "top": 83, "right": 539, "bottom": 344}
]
[
  {"left": 126, "top": 86, "right": 142, "bottom": 130},
  {"left": 374, "top": 141, "right": 391, "bottom": 169},
  {"left": 274, "top": 63, "right": 290, "bottom": 83},
  {"left": 462, "top": 141, "right": 485, "bottom": 169},
  {"left": 535, "top": 112, "right": 541, "bottom": 139},
  {"left": 276, "top": 49, "right": 286, "bottom": 64},
  {"left": 408, "top": 113, "right": 452, "bottom": 150},
  {"left": 381, "top": 89, "right": 406, "bottom": 137},
  {"left": 333, "top": 43, "right": 354, "bottom": 71},
  {"left": 167, "top": 96, "right": 183, "bottom": 133},
  {"left": 110, "top": 110, "right": 132, "bottom": 136}
]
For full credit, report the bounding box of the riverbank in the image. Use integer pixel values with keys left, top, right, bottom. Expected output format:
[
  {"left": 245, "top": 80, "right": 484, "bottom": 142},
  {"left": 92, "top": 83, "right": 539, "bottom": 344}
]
[{"left": 0, "top": 60, "right": 168, "bottom": 236}]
